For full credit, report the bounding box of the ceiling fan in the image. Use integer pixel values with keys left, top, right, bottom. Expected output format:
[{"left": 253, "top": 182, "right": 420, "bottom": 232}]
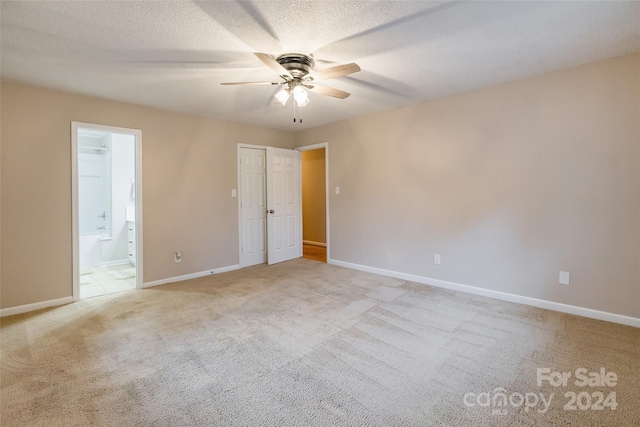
[{"left": 221, "top": 53, "right": 360, "bottom": 120}]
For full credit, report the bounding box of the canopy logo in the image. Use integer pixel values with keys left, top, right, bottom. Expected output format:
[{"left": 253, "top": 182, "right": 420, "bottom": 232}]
[{"left": 463, "top": 388, "right": 553, "bottom": 415}]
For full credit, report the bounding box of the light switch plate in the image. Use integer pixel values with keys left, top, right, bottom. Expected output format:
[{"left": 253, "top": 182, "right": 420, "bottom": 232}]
[
  {"left": 335, "top": 186, "right": 341, "bottom": 195},
  {"left": 231, "top": 189, "right": 237, "bottom": 198},
  {"left": 559, "top": 271, "right": 570, "bottom": 285}
]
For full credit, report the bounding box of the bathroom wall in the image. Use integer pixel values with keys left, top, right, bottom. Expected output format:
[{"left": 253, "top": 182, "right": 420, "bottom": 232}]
[
  {"left": 100, "top": 133, "right": 135, "bottom": 265},
  {"left": 78, "top": 134, "right": 110, "bottom": 236},
  {"left": 78, "top": 134, "right": 110, "bottom": 269}
]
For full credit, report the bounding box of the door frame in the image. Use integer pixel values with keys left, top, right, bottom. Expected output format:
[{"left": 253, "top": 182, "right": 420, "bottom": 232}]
[
  {"left": 71, "top": 121, "right": 143, "bottom": 301},
  {"left": 296, "top": 142, "right": 330, "bottom": 261}
]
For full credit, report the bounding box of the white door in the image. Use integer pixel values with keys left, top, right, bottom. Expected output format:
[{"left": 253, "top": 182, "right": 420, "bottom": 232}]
[
  {"left": 266, "top": 147, "right": 302, "bottom": 264},
  {"left": 239, "top": 148, "right": 267, "bottom": 267}
]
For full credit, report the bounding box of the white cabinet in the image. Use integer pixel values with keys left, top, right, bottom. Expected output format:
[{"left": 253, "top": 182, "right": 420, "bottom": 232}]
[{"left": 127, "top": 221, "right": 136, "bottom": 265}]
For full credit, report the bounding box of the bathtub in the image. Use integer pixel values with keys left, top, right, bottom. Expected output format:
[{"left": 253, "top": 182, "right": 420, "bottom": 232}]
[{"left": 79, "top": 234, "right": 102, "bottom": 268}]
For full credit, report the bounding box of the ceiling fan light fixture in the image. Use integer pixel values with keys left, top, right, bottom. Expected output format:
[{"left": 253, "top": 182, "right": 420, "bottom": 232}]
[
  {"left": 274, "top": 88, "right": 290, "bottom": 105},
  {"left": 293, "top": 86, "right": 310, "bottom": 107},
  {"left": 296, "top": 97, "right": 310, "bottom": 108},
  {"left": 222, "top": 52, "right": 360, "bottom": 122}
]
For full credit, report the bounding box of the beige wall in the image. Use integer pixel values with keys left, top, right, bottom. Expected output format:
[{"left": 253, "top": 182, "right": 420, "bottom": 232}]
[
  {"left": 3, "top": 53, "right": 639, "bottom": 319},
  {"left": 295, "top": 53, "right": 640, "bottom": 318},
  {"left": 1, "top": 81, "right": 293, "bottom": 309},
  {"left": 301, "top": 149, "right": 327, "bottom": 244}
]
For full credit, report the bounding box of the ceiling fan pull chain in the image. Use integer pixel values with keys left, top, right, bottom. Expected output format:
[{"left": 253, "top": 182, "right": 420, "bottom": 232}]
[{"left": 293, "top": 97, "right": 296, "bottom": 122}]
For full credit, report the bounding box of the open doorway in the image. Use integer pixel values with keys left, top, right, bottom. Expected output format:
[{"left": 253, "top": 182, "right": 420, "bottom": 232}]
[
  {"left": 72, "top": 122, "right": 143, "bottom": 300},
  {"left": 299, "top": 144, "right": 328, "bottom": 263}
]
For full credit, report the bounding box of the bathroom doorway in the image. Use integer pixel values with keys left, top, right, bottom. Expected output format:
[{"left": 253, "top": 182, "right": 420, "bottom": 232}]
[{"left": 71, "top": 122, "right": 143, "bottom": 300}]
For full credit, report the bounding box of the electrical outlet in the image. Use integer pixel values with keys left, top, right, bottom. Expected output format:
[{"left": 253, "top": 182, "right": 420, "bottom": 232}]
[
  {"left": 434, "top": 254, "right": 441, "bottom": 265},
  {"left": 175, "top": 251, "right": 182, "bottom": 263},
  {"left": 559, "top": 271, "right": 570, "bottom": 285}
]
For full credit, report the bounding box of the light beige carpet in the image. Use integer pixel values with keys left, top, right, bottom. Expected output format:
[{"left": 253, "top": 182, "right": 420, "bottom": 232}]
[{"left": 1, "top": 258, "right": 638, "bottom": 426}]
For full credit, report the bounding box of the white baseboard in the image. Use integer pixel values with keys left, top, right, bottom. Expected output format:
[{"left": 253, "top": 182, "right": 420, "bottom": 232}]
[
  {"left": 0, "top": 296, "right": 74, "bottom": 318},
  {"left": 303, "top": 240, "right": 327, "bottom": 248},
  {"left": 328, "top": 259, "right": 640, "bottom": 328},
  {"left": 99, "top": 259, "right": 130, "bottom": 267},
  {"left": 143, "top": 264, "right": 241, "bottom": 288}
]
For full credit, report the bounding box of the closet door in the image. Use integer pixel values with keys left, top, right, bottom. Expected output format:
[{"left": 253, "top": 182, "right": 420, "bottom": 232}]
[
  {"left": 266, "top": 147, "right": 302, "bottom": 265},
  {"left": 239, "top": 148, "right": 267, "bottom": 267}
]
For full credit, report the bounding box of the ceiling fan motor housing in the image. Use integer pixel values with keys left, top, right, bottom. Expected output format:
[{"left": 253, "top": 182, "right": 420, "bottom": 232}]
[{"left": 276, "top": 53, "right": 314, "bottom": 78}]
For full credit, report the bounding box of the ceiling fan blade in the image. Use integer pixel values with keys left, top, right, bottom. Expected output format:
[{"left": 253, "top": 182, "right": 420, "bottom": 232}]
[
  {"left": 307, "top": 85, "right": 351, "bottom": 99},
  {"left": 310, "top": 63, "right": 361, "bottom": 81},
  {"left": 121, "top": 61, "right": 258, "bottom": 70},
  {"left": 254, "top": 52, "right": 292, "bottom": 78},
  {"left": 220, "top": 81, "right": 282, "bottom": 85}
]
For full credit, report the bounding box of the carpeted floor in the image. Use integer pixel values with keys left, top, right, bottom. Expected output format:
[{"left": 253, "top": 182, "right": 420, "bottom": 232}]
[{"left": 1, "top": 258, "right": 638, "bottom": 426}]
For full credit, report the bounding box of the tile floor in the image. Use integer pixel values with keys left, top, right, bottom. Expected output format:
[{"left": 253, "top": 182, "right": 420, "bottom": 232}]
[{"left": 80, "top": 264, "right": 136, "bottom": 299}]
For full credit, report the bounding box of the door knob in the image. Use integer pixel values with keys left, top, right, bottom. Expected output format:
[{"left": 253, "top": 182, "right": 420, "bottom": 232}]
[{"left": 268, "top": 210, "right": 275, "bottom": 214}]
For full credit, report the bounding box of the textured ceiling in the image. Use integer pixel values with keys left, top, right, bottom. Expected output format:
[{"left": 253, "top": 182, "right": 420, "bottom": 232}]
[{"left": 2, "top": 1, "right": 639, "bottom": 131}]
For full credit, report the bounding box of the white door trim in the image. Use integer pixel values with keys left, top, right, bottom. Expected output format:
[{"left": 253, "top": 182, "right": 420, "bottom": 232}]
[
  {"left": 296, "top": 142, "right": 330, "bottom": 261},
  {"left": 71, "top": 122, "right": 143, "bottom": 301}
]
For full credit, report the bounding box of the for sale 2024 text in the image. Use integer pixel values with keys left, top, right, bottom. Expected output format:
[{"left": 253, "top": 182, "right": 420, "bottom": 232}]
[{"left": 537, "top": 368, "right": 618, "bottom": 411}]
